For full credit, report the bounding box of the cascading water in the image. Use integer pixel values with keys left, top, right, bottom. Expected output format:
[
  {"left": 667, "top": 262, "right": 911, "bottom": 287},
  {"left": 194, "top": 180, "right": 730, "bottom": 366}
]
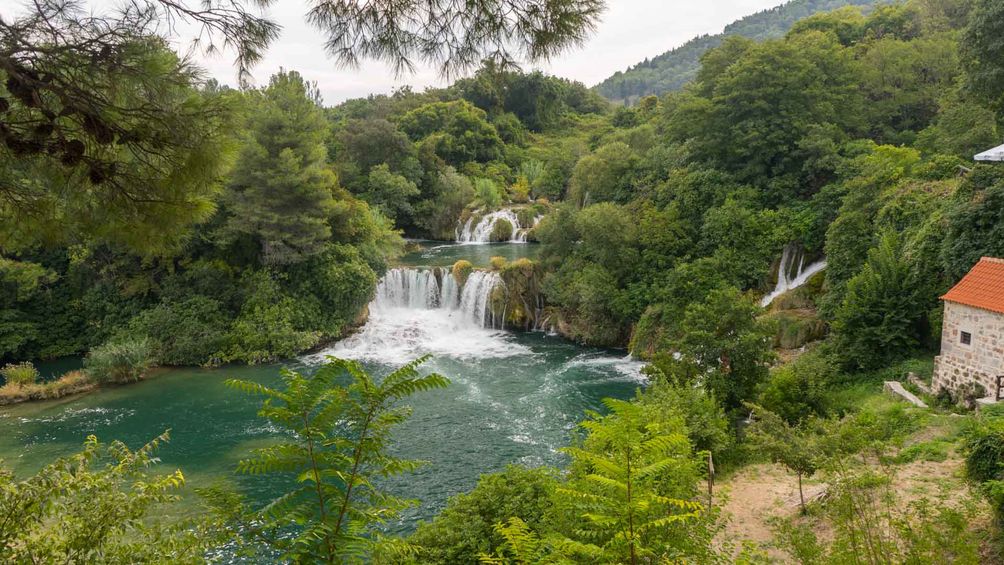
[
  {"left": 761, "top": 245, "right": 828, "bottom": 307},
  {"left": 456, "top": 209, "right": 542, "bottom": 244},
  {"left": 322, "top": 267, "right": 520, "bottom": 363}
]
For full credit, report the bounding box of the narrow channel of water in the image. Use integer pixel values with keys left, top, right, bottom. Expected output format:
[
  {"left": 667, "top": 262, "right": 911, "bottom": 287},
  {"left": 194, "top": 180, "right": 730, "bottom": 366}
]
[{"left": 0, "top": 243, "right": 643, "bottom": 536}]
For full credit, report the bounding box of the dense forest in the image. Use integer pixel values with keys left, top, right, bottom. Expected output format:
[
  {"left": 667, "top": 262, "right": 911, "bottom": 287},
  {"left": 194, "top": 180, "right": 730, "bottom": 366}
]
[
  {"left": 5, "top": 0, "right": 1004, "bottom": 562},
  {"left": 593, "top": 0, "right": 888, "bottom": 104}
]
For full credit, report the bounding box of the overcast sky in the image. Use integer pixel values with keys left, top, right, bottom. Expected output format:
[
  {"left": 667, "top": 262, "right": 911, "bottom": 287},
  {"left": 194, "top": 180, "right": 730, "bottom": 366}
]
[{"left": 2, "top": 0, "right": 784, "bottom": 104}]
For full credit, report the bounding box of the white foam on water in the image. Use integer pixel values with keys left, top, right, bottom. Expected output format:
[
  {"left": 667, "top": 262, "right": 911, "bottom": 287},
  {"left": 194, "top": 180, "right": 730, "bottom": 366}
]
[
  {"left": 456, "top": 209, "right": 542, "bottom": 244},
  {"left": 308, "top": 267, "right": 528, "bottom": 365},
  {"left": 563, "top": 353, "right": 648, "bottom": 383}
]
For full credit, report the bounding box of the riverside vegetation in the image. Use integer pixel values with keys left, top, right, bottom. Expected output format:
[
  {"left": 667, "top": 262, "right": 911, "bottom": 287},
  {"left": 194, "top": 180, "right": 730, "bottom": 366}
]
[{"left": 4, "top": 0, "right": 1004, "bottom": 562}]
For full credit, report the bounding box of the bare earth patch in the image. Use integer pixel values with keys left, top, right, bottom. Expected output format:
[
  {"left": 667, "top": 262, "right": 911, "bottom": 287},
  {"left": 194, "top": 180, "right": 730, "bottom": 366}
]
[{"left": 717, "top": 447, "right": 994, "bottom": 562}]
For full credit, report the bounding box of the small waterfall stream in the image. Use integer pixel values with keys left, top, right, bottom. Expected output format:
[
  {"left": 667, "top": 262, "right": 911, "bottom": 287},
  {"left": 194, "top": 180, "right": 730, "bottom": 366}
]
[
  {"left": 456, "top": 209, "right": 541, "bottom": 244},
  {"left": 761, "top": 245, "right": 828, "bottom": 307}
]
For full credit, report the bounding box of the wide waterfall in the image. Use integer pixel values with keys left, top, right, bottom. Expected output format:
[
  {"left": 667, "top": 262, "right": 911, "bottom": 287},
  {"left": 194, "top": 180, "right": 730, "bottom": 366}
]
[
  {"left": 761, "top": 245, "right": 828, "bottom": 307},
  {"left": 456, "top": 209, "right": 541, "bottom": 244},
  {"left": 324, "top": 267, "right": 522, "bottom": 363}
]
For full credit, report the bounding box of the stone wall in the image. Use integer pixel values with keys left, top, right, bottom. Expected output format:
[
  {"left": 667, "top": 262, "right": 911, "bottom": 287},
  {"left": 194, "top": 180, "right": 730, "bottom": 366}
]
[{"left": 932, "top": 302, "right": 1004, "bottom": 397}]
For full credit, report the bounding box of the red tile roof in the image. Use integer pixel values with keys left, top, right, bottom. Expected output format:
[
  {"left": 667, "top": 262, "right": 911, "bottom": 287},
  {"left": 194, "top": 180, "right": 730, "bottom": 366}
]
[{"left": 942, "top": 257, "right": 1004, "bottom": 314}]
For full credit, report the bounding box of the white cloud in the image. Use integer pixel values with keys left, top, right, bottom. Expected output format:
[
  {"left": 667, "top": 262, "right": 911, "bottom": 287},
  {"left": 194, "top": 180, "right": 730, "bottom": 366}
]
[{"left": 0, "top": 0, "right": 784, "bottom": 104}]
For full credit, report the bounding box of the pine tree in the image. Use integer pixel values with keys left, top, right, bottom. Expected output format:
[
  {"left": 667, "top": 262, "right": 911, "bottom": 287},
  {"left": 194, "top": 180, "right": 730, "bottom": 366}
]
[{"left": 222, "top": 71, "right": 340, "bottom": 266}]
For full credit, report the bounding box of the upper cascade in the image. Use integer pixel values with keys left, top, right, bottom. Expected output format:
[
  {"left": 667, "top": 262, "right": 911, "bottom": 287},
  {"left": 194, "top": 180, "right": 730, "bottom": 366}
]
[
  {"left": 456, "top": 209, "right": 542, "bottom": 244},
  {"left": 761, "top": 244, "right": 828, "bottom": 307}
]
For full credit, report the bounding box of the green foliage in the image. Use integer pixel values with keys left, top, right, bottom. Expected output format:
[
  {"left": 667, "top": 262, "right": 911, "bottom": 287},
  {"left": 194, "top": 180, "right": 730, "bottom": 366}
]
[
  {"left": 363, "top": 164, "right": 420, "bottom": 221},
  {"left": 474, "top": 178, "right": 505, "bottom": 209},
  {"left": 772, "top": 471, "right": 981, "bottom": 564},
  {"left": 400, "top": 101, "right": 504, "bottom": 166},
  {"left": 0, "top": 432, "right": 210, "bottom": 563},
  {"left": 84, "top": 338, "right": 154, "bottom": 384},
  {"left": 225, "top": 356, "right": 449, "bottom": 562},
  {"left": 832, "top": 231, "right": 927, "bottom": 370},
  {"left": 556, "top": 399, "right": 703, "bottom": 563},
  {"left": 637, "top": 373, "right": 733, "bottom": 461},
  {"left": 453, "top": 260, "right": 474, "bottom": 286},
  {"left": 745, "top": 405, "right": 826, "bottom": 513},
  {"left": 490, "top": 219, "right": 514, "bottom": 242},
  {"left": 408, "top": 466, "right": 558, "bottom": 564},
  {"left": 916, "top": 87, "right": 1000, "bottom": 159},
  {"left": 961, "top": 0, "right": 1004, "bottom": 114},
  {"left": 894, "top": 440, "right": 950, "bottom": 463},
  {"left": 221, "top": 70, "right": 340, "bottom": 266},
  {"left": 223, "top": 271, "right": 320, "bottom": 365},
  {"left": 671, "top": 29, "right": 864, "bottom": 201},
  {"left": 678, "top": 287, "right": 776, "bottom": 412},
  {"left": 124, "top": 296, "right": 229, "bottom": 366},
  {"left": 568, "top": 142, "right": 638, "bottom": 206},
  {"left": 414, "top": 168, "right": 476, "bottom": 240},
  {"left": 0, "top": 28, "right": 235, "bottom": 254},
  {"left": 962, "top": 416, "right": 1004, "bottom": 484},
  {"left": 757, "top": 349, "right": 836, "bottom": 424},
  {"left": 941, "top": 172, "right": 1004, "bottom": 281},
  {"left": 1, "top": 361, "right": 39, "bottom": 385}
]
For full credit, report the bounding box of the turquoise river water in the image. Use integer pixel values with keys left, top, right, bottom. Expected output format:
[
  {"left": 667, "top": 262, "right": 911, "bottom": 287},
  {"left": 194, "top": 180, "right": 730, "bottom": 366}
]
[{"left": 0, "top": 243, "right": 643, "bottom": 538}]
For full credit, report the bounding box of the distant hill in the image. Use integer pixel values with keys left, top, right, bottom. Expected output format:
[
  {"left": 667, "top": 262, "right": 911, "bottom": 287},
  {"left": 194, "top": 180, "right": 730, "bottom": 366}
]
[{"left": 594, "top": 0, "right": 887, "bottom": 104}]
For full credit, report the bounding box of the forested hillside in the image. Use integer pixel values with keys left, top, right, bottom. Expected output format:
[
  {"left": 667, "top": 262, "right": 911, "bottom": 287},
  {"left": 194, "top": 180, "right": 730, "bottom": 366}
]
[{"left": 594, "top": 0, "right": 887, "bottom": 104}]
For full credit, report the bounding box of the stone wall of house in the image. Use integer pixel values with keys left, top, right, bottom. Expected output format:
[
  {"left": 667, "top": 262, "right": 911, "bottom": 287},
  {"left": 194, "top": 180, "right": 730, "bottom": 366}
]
[{"left": 932, "top": 302, "right": 1004, "bottom": 397}]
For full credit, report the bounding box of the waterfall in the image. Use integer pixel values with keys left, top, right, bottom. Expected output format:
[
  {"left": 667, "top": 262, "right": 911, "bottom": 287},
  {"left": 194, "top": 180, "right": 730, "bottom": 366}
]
[
  {"left": 321, "top": 267, "right": 521, "bottom": 363},
  {"left": 456, "top": 209, "right": 542, "bottom": 244},
  {"left": 761, "top": 245, "right": 828, "bottom": 307},
  {"left": 373, "top": 267, "right": 502, "bottom": 328}
]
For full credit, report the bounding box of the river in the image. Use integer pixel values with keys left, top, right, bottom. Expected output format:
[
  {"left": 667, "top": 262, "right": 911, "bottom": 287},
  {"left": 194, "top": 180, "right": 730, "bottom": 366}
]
[{"left": 0, "top": 243, "right": 644, "bottom": 536}]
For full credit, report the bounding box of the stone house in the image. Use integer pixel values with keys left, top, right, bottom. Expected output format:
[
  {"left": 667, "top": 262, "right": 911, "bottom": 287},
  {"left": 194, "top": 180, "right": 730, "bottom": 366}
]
[{"left": 932, "top": 257, "right": 1004, "bottom": 398}]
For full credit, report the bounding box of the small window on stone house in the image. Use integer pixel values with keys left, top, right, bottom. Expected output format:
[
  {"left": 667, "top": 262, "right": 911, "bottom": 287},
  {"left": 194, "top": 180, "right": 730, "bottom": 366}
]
[{"left": 961, "top": 331, "right": 972, "bottom": 345}]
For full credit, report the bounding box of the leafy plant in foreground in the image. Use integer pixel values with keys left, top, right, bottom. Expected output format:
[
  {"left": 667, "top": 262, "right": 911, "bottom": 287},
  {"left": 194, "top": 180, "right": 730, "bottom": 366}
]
[
  {"left": 0, "top": 432, "right": 208, "bottom": 563},
  {"left": 556, "top": 399, "right": 703, "bottom": 564},
  {"left": 226, "top": 355, "right": 449, "bottom": 562}
]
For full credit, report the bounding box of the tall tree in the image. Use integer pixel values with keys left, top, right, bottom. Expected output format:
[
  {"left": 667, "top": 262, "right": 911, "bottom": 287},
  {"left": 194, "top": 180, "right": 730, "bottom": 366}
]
[
  {"left": 961, "top": 0, "right": 1004, "bottom": 115},
  {"left": 221, "top": 71, "right": 339, "bottom": 266}
]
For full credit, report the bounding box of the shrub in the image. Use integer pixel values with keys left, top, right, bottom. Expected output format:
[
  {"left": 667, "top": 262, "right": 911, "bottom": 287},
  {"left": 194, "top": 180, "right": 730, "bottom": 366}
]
[
  {"left": 125, "top": 296, "right": 229, "bottom": 366},
  {"left": 489, "top": 256, "right": 507, "bottom": 271},
  {"left": 489, "top": 218, "right": 513, "bottom": 242},
  {"left": 895, "top": 440, "right": 950, "bottom": 463},
  {"left": 223, "top": 271, "right": 320, "bottom": 365},
  {"left": 515, "top": 207, "right": 537, "bottom": 228},
  {"left": 84, "top": 339, "right": 153, "bottom": 384},
  {"left": 771, "top": 311, "right": 827, "bottom": 349},
  {"left": 1, "top": 361, "right": 39, "bottom": 385},
  {"left": 474, "top": 178, "right": 503, "bottom": 209},
  {"left": 407, "top": 466, "right": 558, "bottom": 564},
  {"left": 452, "top": 260, "right": 474, "bottom": 286},
  {"left": 963, "top": 417, "right": 1004, "bottom": 483},
  {"left": 757, "top": 350, "right": 835, "bottom": 424}
]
